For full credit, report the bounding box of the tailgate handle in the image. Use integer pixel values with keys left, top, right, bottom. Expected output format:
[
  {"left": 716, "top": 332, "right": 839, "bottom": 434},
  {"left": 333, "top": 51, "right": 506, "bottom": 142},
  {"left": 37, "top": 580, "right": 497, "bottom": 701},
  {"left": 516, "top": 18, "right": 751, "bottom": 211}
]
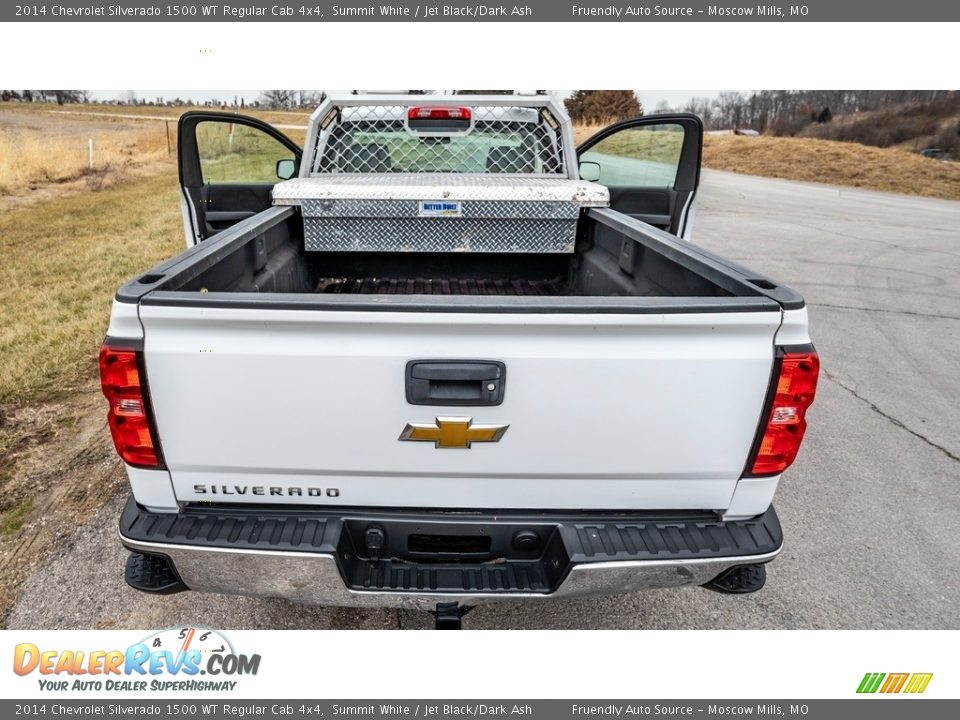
[{"left": 406, "top": 360, "right": 506, "bottom": 406}]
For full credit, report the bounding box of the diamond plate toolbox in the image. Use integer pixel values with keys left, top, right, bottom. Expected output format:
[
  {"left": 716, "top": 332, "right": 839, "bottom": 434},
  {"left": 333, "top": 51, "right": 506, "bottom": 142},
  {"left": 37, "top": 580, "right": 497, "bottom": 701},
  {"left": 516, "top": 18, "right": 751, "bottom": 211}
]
[{"left": 273, "top": 176, "right": 609, "bottom": 253}]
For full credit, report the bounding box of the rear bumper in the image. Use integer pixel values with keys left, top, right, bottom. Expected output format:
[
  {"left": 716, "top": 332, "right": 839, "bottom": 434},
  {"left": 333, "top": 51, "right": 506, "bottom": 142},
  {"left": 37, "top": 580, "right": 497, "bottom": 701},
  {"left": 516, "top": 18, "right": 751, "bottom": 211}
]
[{"left": 118, "top": 498, "right": 783, "bottom": 608}]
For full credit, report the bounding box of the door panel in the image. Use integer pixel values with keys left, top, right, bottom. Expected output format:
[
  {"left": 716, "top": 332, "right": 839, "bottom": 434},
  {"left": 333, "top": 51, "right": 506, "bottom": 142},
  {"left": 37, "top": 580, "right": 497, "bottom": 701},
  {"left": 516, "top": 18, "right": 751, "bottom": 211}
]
[
  {"left": 178, "top": 112, "right": 301, "bottom": 245},
  {"left": 577, "top": 114, "right": 702, "bottom": 237},
  {"left": 200, "top": 186, "right": 266, "bottom": 235}
]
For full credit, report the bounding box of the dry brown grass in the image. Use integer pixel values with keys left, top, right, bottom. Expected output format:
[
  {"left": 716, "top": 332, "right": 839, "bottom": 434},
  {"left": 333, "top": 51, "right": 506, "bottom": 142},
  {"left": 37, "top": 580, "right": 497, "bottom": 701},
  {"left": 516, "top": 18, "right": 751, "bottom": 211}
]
[
  {"left": 702, "top": 134, "right": 960, "bottom": 200},
  {"left": 0, "top": 127, "right": 172, "bottom": 196},
  {"left": 573, "top": 124, "right": 606, "bottom": 145},
  {"left": 0, "top": 101, "right": 311, "bottom": 125}
]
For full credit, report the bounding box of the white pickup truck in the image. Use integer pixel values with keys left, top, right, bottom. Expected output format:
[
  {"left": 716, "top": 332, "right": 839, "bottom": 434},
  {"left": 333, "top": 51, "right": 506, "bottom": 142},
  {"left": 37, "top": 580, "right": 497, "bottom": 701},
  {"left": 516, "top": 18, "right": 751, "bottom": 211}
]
[{"left": 103, "top": 94, "right": 818, "bottom": 626}]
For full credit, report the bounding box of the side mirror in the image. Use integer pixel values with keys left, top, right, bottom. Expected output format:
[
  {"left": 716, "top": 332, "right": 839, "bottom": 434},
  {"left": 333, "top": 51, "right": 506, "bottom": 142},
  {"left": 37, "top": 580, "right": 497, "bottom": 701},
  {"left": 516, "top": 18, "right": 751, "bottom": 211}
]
[
  {"left": 276, "top": 158, "right": 297, "bottom": 180},
  {"left": 579, "top": 161, "right": 601, "bottom": 182}
]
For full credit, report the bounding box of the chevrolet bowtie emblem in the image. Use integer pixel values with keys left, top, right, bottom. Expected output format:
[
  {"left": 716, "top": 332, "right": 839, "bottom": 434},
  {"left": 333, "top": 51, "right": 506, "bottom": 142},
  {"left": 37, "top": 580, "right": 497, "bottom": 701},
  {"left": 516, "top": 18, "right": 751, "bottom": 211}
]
[{"left": 399, "top": 417, "right": 509, "bottom": 449}]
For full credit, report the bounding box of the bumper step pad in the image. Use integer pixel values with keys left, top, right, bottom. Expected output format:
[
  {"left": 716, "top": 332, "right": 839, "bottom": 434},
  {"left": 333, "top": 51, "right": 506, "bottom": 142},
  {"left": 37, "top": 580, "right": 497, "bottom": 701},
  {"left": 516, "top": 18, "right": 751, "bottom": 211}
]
[
  {"left": 702, "top": 563, "right": 768, "bottom": 594},
  {"left": 124, "top": 551, "right": 188, "bottom": 595}
]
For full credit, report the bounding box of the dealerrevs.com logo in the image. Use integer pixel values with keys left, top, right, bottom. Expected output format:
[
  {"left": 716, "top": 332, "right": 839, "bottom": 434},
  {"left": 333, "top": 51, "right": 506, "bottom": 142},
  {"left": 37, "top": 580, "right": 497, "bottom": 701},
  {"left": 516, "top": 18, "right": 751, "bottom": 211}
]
[{"left": 13, "top": 627, "right": 260, "bottom": 692}]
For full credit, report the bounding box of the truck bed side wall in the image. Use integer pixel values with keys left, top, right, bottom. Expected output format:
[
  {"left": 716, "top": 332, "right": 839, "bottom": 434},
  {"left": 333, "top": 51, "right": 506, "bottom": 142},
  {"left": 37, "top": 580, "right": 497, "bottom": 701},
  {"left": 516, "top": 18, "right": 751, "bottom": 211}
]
[{"left": 146, "top": 208, "right": 781, "bottom": 303}]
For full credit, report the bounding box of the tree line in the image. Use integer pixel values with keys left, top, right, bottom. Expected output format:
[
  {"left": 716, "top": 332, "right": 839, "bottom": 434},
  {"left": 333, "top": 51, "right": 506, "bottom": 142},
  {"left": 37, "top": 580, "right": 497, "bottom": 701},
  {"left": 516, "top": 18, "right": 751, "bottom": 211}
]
[
  {"left": 1, "top": 90, "right": 88, "bottom": 104},
  {"left": 671, "top": 90, "right": 958, "bottom": 135},
  {"left": 564, "top": 91, "right": 642, "bottom": 125}
]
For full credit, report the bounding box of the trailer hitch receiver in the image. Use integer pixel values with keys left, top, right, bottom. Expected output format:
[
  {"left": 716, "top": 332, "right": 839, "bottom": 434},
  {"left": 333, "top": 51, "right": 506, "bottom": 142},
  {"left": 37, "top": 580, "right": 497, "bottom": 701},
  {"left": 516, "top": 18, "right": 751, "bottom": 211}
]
[{"left": 430, "top": 602, "right": 474, "bottom": 630}]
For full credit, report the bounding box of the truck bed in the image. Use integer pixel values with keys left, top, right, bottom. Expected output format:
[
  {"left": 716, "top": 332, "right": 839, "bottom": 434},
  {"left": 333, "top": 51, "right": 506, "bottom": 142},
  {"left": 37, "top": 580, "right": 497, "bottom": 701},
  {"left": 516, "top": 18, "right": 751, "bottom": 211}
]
[{"left": 120, "top": 206, "right": 802, "bottom": 311}]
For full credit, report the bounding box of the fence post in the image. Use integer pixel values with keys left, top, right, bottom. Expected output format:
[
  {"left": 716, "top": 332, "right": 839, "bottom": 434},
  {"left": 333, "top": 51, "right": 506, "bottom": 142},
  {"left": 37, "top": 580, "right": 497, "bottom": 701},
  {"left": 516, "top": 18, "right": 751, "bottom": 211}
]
[
  {"left": 88, "top": 138, "right": 94, "bottom": 168},
  {"left": 165, "top": 120, "right": 172, "bottom": 156}
]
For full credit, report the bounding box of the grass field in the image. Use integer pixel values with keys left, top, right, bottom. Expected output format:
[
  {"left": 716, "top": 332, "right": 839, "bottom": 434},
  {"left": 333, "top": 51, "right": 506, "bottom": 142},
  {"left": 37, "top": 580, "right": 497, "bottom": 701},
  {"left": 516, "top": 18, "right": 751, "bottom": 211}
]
[
  {"left": 702, "top": 134, "right": 960, "bottom": 200},
  {"left": 0, "top": 126, "right": 170, "bottom": 195},
  {"left": 0, "top": 171, "right": 183, "bottom": 407},
  {"left": 0, "top": 101, "right": 312, "bottom": 126}
]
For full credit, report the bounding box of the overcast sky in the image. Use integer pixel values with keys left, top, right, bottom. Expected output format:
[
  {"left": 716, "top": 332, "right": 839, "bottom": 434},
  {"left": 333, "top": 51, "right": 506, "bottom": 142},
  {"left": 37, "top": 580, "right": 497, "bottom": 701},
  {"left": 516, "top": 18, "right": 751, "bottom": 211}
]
[{"left": 90, "top": 90, "right": 725, "bottom": 110}]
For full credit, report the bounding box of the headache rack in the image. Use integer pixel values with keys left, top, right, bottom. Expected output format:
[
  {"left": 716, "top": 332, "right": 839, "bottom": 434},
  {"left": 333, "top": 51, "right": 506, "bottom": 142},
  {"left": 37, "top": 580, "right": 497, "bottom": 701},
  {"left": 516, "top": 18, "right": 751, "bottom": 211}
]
[{"left": 272, "top": 94, "right": 609, "bottom": 254}]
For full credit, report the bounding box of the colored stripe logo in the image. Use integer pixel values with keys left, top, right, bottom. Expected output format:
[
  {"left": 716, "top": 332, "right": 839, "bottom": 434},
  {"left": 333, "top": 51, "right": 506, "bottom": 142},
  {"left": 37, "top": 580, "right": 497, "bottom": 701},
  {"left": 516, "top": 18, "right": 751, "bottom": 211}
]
[{"left": 857, "top": 672, "right": 933, "bottom": 694}]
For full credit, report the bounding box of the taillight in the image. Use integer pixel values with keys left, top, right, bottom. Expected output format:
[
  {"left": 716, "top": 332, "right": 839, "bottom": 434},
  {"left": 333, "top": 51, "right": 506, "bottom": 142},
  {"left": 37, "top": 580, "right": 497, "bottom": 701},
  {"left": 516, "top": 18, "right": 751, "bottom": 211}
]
[
  {"left": 408, "top": 106, "right": 471, "bottom": 121},
  {"left": 746, "top": 347, "right": 820, "bottom": 477},
  {"left": 98, "top": 344, "right": 163, "bottom": 469}
]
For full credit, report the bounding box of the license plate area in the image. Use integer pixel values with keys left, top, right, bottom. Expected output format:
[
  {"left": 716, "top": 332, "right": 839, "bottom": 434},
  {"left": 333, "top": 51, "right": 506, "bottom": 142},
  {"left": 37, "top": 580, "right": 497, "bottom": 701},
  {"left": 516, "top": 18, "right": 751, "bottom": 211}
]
[
  {"left": 408, "top": 533, "right": 492, "bottom": 556},
  {"left": 338, "top": 517, "right": 570, "bottom": 593},
  {"left": 341, "top": 518, "right": 561, "bottom": 564}
]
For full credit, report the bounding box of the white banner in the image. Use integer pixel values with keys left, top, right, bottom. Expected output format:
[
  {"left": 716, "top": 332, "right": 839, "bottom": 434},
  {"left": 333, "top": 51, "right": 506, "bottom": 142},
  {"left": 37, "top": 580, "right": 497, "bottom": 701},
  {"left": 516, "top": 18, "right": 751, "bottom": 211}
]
[{"left": 2, "top": 629, "right": 956, "bottom": 699}]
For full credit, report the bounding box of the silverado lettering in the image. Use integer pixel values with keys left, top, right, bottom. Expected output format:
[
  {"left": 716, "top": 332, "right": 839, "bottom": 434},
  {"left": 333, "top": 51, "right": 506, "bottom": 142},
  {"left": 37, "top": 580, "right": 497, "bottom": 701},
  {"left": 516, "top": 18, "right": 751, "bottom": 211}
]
[{"left": 192, "top": 485, "right": 340, "bottom": 497}]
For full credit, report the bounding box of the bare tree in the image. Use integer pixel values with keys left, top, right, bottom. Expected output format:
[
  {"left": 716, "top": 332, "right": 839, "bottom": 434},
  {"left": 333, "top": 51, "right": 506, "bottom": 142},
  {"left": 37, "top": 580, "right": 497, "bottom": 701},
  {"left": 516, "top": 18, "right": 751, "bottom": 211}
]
[
  {"left": 41, "top": 90, "right": 87, "bottom": 105},
  {"left": 296, "top": 91, "right": 326, "bottom": 108},
  {"left": 565, "top": 91, "right": 642, "bottom": 125},
  {"left": 259, "top": 90, "right": 296, "bottom": 110}
]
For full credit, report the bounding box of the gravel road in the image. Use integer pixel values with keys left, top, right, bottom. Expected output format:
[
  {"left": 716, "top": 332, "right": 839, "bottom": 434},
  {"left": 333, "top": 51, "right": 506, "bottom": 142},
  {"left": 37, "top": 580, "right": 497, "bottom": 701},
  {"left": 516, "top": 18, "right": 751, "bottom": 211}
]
[{"left": 7, "top": 170, "right": 959, "bottom": 629}]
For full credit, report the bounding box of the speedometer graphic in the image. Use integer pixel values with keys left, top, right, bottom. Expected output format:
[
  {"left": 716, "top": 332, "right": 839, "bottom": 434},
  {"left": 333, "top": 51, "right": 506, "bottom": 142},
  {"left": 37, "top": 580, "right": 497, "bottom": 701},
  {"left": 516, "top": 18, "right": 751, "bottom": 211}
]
[{"left": 140, "top": 627, "right": 234, "bottom": 659}]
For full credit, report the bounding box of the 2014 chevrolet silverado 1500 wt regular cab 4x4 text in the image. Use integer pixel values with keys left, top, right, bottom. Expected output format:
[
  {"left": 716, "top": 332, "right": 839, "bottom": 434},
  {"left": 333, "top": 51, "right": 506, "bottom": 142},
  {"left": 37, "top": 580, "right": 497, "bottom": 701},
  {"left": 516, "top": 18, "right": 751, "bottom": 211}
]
[{"left": 102, "top": 94, "right": 819, "bottom": 625}]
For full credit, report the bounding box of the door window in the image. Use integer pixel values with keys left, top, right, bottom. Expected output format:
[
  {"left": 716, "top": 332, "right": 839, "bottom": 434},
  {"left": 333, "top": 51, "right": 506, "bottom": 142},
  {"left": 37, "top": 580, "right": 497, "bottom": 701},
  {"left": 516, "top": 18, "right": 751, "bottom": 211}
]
[
  {"left": 579, "top": 123, "right": 685, "bottom": 188},
  {"left": 196, "top": 121, "right": 296, "bottom": 184}
]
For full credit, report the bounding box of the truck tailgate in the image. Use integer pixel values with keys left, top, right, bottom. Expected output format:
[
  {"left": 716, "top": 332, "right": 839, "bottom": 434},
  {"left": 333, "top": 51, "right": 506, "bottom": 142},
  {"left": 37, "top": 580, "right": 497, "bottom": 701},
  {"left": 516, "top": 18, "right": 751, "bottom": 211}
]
[{"left": 139, "top": 305, "right": 780, "bottom": 511}]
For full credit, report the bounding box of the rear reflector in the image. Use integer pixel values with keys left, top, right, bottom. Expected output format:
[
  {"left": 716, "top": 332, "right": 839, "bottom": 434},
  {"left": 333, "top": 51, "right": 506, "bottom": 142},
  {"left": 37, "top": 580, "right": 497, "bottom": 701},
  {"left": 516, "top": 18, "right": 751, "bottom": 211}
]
[
  {"left": 99, "top": 344, "right": 163, "bottom": 469},
  {"left": 747, "top": 347, "right": 820, "bottom": 477}
]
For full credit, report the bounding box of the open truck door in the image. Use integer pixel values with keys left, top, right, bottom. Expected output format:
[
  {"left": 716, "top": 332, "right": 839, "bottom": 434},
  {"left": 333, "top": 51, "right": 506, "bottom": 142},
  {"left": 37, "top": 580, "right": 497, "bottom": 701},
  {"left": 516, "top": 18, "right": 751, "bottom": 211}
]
[
  {"left": 577, "top": 113, "right": 702, "bottom": 238},
  {"left": 178, "top": 112, "right": 302, "bottom": 246}
]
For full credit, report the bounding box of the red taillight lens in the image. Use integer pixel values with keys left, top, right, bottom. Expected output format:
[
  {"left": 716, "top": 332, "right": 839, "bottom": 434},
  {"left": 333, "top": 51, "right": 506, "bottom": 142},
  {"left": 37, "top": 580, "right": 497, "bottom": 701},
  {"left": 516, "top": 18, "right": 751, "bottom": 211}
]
[
  {"left": 748, "top": 349, "right": 820, "bottom": 476},
  {"left": 407, "top": 106, "right": 471, "bottom": 121},
  {"left": 99, "top": 344, "right": 163, "bottom": 469}
]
